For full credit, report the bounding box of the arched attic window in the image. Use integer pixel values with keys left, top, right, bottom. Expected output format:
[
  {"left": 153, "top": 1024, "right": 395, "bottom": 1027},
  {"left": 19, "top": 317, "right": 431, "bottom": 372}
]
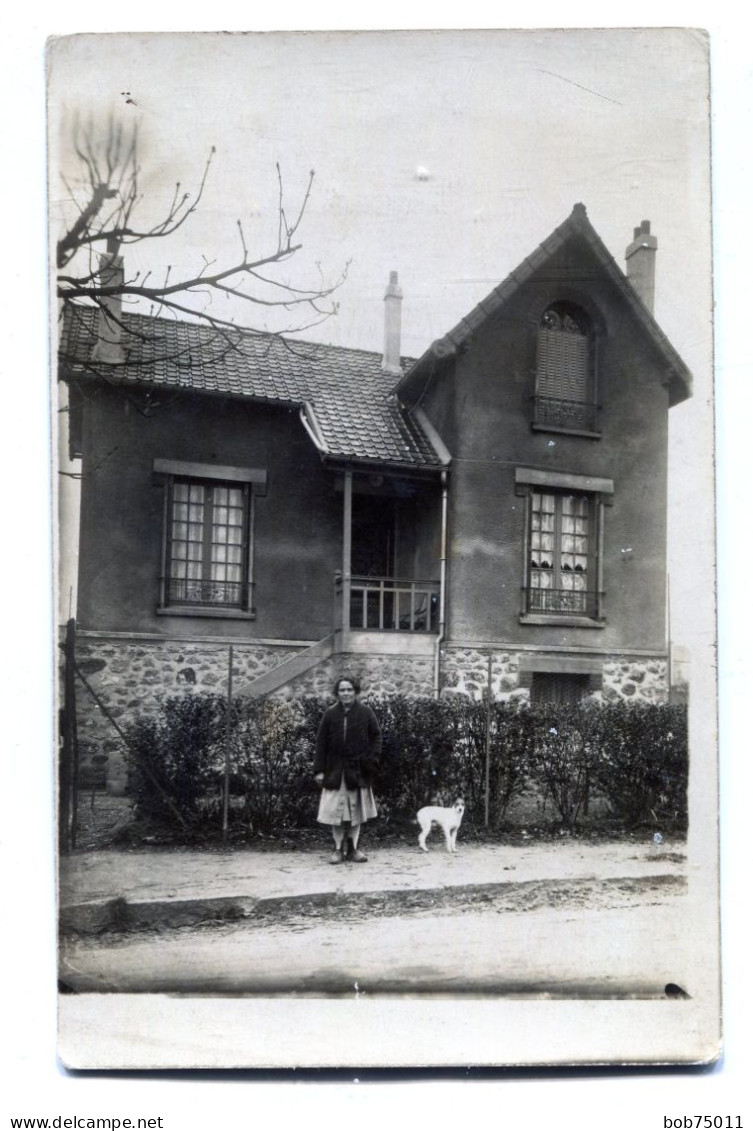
[{"left": 534, "top": 301, "right": 599, "bottom": 434}]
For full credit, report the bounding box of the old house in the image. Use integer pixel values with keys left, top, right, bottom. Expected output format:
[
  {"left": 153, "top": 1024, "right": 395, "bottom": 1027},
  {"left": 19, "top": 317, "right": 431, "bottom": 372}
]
[{"left": 60, "top": 204, "right": 692, "bottom": 791}]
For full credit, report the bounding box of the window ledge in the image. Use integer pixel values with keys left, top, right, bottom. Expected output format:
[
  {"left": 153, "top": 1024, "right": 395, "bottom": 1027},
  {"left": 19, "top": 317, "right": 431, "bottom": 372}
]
[
  {"left": 157, "top": 606, "right": 256, "bottom": 621},
  {"left": 519, "top": 614, "right": 605, "bottom": 629},
  {"left": 531, "top": 424, "right": 602, "bottom": 440}
]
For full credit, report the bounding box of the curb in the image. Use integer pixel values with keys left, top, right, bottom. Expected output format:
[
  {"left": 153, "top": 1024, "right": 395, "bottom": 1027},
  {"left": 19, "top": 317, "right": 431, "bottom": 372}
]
[{"left": 59, "top": 872, "right": 685, "bottom": 937}]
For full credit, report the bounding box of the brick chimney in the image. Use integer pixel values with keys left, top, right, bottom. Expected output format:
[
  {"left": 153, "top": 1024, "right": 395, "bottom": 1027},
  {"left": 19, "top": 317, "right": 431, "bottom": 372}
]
[
  {"left": 381, "top": 270, "right": 403, "bottom": 375},
  {"left": 91, "top": 238, "right": 126, "bottom": 364},
  {"left": 625, "top": 219, "right": 658, "bottom": 314}
]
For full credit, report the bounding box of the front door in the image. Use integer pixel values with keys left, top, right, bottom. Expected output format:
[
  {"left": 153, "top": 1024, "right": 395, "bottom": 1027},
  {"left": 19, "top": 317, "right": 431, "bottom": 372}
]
[
  {"left": 351, "top": 495, "right": 395, "bottom": 577},
  {"left": 349, "top": 495, "right": 396, "bottom": 629}
]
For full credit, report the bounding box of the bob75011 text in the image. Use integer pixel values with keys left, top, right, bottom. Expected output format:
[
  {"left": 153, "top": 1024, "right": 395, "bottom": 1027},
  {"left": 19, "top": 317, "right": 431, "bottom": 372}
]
[{"left": 664, "top": 1119, "right": 743, "bottom": 1129}]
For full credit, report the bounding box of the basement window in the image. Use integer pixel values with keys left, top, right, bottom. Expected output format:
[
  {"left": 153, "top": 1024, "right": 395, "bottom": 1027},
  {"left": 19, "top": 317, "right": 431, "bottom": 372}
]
[{"left": 530, "top": 672, "right": 590, "bottom": 705}]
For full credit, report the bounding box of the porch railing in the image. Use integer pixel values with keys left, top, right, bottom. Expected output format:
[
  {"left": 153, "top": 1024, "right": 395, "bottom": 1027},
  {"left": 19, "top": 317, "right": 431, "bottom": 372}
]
[{"left": 336, "top": 575, "right": 440, "bottom": 632}]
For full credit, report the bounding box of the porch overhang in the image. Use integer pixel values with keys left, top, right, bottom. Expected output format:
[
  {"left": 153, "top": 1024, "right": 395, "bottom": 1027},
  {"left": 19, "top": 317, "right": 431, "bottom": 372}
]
[{"left": 299, "top": 402, "right": 449, "bottom": 478}]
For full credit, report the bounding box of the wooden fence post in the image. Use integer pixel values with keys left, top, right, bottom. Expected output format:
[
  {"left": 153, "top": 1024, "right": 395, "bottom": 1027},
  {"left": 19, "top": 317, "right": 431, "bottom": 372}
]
[
  {"left": 222, "top": 645, "right": 234, "bottom": 841},
  {"left": 59, "top": 618, "right": 79, "bottom": 854},
  {"left": 484, "top": 653, "right": 492, "bottom": 829}
]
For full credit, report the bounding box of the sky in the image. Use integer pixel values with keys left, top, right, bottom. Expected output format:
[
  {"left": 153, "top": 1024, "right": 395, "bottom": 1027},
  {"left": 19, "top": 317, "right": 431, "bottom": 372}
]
[
  {"left": 50, "top": 29, "right": 710, "bottom": 365},
  {"left": 49, "top": 28, "right": 713, "bottom": 648}
]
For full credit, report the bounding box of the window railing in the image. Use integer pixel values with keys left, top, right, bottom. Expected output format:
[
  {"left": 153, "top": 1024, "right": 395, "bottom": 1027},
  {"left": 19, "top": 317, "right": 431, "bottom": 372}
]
[
  {"left": 525, "top": 586, "right": 600, "bottom": 619},
  {"left": 533, "top": 395, "right": 600, "bottom": 433},
  {"left": 336, "top": 575, "right": 440, "bottom": 632},
  {"left": 163, "top": 576, "right": 253, "bottom": 610}
]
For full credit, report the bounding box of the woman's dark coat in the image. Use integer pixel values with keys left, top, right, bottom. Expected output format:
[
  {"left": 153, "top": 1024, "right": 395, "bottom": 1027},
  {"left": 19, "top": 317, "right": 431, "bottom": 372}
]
[{"left": 314, "top": 700, "right": 382, "bottom": 790}]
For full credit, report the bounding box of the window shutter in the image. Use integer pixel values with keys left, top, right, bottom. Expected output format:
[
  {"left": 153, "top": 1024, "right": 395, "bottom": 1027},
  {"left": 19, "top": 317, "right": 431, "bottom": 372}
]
[{"left": 536, "top": 327, "right": 589, "bottom": 402}]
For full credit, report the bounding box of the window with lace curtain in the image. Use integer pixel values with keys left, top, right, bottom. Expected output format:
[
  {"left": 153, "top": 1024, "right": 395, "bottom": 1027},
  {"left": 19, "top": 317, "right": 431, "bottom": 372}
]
[
  {"left": 515, "top": 466, "right": 612, "bottom": 625},
  {"left": 527, "top": 490, "right": 595, "bottom": 617},
  {"left": 534, "top": 301, "right": 599, "bottom": 434}
]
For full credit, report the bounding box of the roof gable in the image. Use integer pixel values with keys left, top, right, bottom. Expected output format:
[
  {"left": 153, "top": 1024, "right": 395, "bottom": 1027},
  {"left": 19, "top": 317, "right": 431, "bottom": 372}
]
[{"left": 395, "top": 203, "right": 692, "bottom": 407}]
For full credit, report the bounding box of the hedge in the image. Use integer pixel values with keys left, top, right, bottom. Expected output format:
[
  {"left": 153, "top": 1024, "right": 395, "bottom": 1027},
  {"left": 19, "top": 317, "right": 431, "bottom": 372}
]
[{"left": 124, "top": 694, "right": 687, "bottom": 842}]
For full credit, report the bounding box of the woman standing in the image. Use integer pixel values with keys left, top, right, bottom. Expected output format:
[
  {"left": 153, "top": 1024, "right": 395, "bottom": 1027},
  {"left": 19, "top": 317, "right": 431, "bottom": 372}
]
[{"left": 314, "top": 675, "right": 381, "bottom": 863}]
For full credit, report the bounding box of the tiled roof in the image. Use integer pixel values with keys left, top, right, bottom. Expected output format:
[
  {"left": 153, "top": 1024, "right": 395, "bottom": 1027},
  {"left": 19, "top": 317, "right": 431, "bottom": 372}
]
[
  {"left": 397, "top": 203, "right": 693, "bottom": 408},
  {"left": 60, "top": 305, "right": 445, "bottom": 470}
]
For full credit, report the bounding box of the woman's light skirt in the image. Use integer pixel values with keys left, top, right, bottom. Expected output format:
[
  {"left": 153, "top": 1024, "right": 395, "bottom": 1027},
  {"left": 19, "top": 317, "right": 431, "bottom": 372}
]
[{"left": 317, "top": 777, "right": 378, "bottom": 825}]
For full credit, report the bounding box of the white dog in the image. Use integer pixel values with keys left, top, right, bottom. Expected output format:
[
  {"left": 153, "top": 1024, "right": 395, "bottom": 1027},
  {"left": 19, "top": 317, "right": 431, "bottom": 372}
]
[{"left": 417, "top": 799, "right": 465, "bottom": 853}]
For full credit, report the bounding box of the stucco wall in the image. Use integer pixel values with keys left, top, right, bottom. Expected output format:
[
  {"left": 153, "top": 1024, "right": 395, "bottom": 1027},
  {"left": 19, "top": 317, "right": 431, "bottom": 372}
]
[
  {"left": 77, "top": 388, "right": 342, "bottom": 641},
  {"left": 421, "top": 233, "right": 671, "bottom": 654}
]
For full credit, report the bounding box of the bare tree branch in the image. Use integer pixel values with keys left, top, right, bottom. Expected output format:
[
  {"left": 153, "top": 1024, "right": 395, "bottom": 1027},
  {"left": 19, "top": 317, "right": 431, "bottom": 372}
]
[{"left": 57, "top": 118, "right": 346, "bottom": 372}]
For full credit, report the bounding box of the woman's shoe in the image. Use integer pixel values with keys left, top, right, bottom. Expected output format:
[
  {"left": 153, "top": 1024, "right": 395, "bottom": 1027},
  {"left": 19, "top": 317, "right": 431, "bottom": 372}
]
[
  {"left": 345, "top": 839, "right": 367, "bottom": 862},
  {"left": 329, "top": 849, "right": 344, "bottom": 864}
]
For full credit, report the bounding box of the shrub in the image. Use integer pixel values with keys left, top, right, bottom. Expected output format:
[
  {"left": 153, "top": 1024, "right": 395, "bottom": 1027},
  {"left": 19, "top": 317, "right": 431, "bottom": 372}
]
[
  {"left": 127, "top": 694, "right": 316, "bottom": 838},
  {"left": 468, "top": 701, "right": 537, "bottom": 826},
  {"left": 122, "top": 692, "right": 688, "bottom": 842},
  {"left": 592, "top": 702, "right": 688, "bottom": 829},
  {"left": 369, "top": 695, "right": 463, "bottom": 814},
  {"left": 127, "top": 693, "right": 225, "bottom": 833},
  {"left": 367, "top": 696, "right": 533, "bottom": 830},
  {"left": 527, "top": 704, "right": 601, "bottom": 828},
  {"left": 231, "top": 698, "right": 316, "bottom": 834}
]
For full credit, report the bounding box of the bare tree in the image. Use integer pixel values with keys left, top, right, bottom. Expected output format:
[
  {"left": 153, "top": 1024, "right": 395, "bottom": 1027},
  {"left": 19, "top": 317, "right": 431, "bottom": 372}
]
[{"left": 57, "top": 117, "right": 348, "bottom": 375}]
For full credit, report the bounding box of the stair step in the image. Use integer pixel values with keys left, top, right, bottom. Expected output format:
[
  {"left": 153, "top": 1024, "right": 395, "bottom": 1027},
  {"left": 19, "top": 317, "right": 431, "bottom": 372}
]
[{"left": 235, "top": 634, "right": 335, "bottom": 697}]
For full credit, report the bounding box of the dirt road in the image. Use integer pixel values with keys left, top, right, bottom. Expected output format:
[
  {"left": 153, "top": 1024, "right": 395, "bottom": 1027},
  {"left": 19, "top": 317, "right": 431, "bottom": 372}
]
[{"left": 60, "top": 871, "right": 690, "bottom": 997}]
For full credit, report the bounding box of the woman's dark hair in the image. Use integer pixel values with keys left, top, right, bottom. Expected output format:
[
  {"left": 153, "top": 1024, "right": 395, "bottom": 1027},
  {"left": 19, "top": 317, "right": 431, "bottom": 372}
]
[{"left": 333, "top": 674, "right": 361, "bottom": 696}]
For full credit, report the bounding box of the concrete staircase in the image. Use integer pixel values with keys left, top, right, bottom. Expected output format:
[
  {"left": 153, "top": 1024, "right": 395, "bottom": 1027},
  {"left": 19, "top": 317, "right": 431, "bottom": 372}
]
[{"left": 235, "top": 634, "right": 336, "bottom": 698}]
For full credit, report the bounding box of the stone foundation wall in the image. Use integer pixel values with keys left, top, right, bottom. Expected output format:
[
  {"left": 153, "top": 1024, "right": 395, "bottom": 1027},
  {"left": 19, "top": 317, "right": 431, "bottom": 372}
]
[
  {"left": 72, "top": 636, "right": 438, "bottom": 791},
  {"left": 278, "top": 652, "right": 436, "bottom": 701},
  {"left": 601, "top": 657, "right": 667, "bottom": 702},
  {"left": 71, "top": 633, "right": 668, "bottom": 792},
  {"left": 440, "top": 646, "right": 667, "bottom": 704},
  {"left": 440, "top": 648, "right": 525, "bottom": 700},
  {"left": 73, "top": 635, "right": 301, "bottom": 792}
]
